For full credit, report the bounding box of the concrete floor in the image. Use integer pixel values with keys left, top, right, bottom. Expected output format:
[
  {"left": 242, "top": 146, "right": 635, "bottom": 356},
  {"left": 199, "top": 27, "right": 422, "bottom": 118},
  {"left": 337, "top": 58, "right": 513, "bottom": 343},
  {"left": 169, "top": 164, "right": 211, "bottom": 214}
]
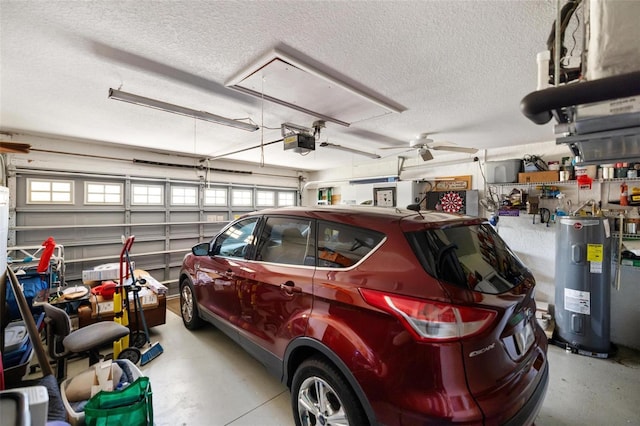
[{"left": 65, "top": 304, "right": 640, "bottom": 426}]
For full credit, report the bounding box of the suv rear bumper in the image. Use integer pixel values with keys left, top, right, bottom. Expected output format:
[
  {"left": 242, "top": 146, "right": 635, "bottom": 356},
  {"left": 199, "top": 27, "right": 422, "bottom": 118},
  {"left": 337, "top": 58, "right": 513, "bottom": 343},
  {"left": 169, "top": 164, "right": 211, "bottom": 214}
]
[{"left": 503, "top": 361, "right": 549, "bottom": 426}]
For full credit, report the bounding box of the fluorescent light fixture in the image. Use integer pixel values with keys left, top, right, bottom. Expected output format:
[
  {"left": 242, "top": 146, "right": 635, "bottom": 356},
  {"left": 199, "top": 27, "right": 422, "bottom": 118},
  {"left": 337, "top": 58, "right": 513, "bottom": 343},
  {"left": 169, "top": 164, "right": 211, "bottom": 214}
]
[
  {"left": 399, "top": 156, "right": 480, "bottom": 180},
  {"left": 349, "top": 176, "right": 398, "bottom": 185},
  {"left": 320, "top": 142, "right": 380, "bottom": 159},
  {"left": 108, "top": 89, "right": 259, "bottom": 132},
  {"left": 401, "top": 156, "right": 479, "bottom": 171}
]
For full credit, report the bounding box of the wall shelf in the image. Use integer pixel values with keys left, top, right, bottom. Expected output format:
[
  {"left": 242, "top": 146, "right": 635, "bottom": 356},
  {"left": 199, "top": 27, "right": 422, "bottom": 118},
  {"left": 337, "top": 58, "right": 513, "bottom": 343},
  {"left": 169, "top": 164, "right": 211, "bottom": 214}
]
[
  {"left": 490, "top": 180, "right": 574, "bottom": 186},
  {"left": 487, "top": 176, "right": 640, "bottom": 214},
  {"left": 612, "top": 232, "right": 640, "bottom": 240},
  {"left": 598, "top": 177, "right": 640, "bottom": 183},
  {"left": 489, "top": 177, "right": 640, "bottom": 187}
]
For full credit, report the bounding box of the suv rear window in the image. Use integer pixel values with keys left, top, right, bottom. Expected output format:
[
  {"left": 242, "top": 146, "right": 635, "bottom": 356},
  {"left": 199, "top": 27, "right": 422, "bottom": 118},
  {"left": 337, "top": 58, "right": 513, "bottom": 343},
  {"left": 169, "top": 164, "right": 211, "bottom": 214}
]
[{"left": 407, "top": 224, "right": 534, "bottom": 294}]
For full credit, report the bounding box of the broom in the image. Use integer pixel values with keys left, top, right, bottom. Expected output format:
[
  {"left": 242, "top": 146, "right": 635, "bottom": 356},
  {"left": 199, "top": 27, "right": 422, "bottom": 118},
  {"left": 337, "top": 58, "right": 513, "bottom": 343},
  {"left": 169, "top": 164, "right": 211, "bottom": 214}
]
[{"left": 134, "top": 284, "right": 164, "bottom": 365}]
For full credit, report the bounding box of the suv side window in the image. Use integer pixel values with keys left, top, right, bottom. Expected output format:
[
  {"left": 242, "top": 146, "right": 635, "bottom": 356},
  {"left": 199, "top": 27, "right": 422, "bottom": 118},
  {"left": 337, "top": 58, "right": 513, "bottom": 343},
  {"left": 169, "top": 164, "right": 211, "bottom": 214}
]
[
  {"left": 256, "top": 216, "right": 315, "bottom": 265},
  {"left": 317, "top": 221, "right": 384, "bottom": 268},
  {"left": 214, "top": 217, "right": 259, "bottom": 258}
]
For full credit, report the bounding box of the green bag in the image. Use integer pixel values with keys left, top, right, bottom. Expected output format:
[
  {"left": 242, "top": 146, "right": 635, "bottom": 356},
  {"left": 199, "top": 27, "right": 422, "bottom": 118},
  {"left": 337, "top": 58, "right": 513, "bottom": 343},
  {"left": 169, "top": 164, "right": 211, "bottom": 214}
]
[{"left": 84, "top": 376, "right": 153, "bottom": 426}]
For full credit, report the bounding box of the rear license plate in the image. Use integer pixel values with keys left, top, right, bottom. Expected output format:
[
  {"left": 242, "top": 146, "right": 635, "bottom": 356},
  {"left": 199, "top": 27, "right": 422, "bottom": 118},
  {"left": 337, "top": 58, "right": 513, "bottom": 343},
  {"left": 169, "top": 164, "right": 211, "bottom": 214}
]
[{"left": 515, "top": 321, "right": 535, "bottom": 355}]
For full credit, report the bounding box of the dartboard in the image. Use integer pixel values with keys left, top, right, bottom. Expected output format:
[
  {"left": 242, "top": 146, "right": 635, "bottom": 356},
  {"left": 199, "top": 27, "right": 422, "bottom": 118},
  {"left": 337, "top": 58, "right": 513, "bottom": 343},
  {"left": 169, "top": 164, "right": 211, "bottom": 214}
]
[{"left": 440, "top": 192, "right": 464, "bottom": 213}]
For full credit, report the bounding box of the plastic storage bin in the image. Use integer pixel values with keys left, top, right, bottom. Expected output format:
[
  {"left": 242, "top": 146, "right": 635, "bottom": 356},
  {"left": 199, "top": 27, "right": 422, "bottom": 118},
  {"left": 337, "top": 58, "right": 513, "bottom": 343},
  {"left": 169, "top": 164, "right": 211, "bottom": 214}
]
[
  {"left": 61, "top": 359, "right": 143, "bottom": 426},
  {"left": 485, "top": 159, "right": 522, "bottom": 183},
  {"left": 3, "top": 321, "right": 29, "bottom": 353},
  {"left": 2, "top": 315, "right": 44, "bottom": 388}
]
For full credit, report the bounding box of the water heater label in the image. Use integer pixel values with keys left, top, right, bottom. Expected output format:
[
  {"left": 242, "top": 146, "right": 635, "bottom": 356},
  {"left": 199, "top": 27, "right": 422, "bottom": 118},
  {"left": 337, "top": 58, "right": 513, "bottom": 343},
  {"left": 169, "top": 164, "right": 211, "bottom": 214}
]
[
  {"left": 564, "top": 288, "right": 591, "bottom": 315},
  {"left": 587, "top": 244, "right": 604, "bottom": 262}
]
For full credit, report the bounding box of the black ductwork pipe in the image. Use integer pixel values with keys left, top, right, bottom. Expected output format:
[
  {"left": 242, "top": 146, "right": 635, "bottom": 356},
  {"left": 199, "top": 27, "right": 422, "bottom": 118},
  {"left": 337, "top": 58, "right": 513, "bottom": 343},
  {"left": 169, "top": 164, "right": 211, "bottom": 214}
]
[{"left": 520, "top": 70, "right": 640, "bottom": 125}]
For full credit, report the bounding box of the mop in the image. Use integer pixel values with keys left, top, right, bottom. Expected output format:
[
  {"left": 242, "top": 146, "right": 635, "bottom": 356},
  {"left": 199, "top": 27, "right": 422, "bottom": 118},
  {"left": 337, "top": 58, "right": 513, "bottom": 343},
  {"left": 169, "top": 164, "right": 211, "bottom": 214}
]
[{"left": 123, "top": 236, "right": 164, "bottom": 365}]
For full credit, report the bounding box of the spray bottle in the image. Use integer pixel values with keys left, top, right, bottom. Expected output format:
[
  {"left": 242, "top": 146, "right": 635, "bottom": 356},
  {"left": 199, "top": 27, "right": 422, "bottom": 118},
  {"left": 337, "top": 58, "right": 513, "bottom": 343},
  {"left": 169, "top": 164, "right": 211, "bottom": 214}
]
[{"left": 620, "top": 182, "right": 629, "bottom": 206}]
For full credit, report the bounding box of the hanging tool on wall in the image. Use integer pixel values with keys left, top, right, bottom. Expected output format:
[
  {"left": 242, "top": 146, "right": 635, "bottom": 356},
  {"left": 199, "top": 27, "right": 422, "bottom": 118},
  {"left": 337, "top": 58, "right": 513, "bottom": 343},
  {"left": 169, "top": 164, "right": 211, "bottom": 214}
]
[
  {"left": 539, "top": 208, "right": 551, "bottom": 227},
  {"left": 528, "top": 196, "right": 539, "bottom": 224}
]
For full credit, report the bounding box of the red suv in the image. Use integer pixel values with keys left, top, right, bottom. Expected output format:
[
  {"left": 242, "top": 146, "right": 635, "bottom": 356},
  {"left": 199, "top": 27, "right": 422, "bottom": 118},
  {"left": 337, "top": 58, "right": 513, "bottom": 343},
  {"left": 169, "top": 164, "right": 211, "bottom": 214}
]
[{"left": 179, "top": 206, "right": 548, "bottom": 425}]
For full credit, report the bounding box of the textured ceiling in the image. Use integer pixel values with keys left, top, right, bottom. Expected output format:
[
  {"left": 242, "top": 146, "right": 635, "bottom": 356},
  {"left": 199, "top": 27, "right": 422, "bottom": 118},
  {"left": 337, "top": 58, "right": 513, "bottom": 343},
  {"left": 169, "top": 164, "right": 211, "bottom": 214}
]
[{"left": 0, "top": 1, "right": 559, "bottom": 171}]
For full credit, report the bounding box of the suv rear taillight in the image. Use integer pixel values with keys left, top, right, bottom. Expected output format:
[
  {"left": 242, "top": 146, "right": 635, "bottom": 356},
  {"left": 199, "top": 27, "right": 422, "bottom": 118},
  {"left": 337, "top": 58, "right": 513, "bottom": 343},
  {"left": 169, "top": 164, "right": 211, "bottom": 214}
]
[{"left": 360, "top": 289, "right": 497, "bottom": 342}]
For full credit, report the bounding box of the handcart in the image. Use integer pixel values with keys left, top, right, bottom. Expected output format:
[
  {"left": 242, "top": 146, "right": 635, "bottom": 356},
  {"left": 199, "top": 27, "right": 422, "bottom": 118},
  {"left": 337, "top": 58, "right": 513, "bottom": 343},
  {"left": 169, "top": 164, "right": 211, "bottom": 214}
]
[
  {"left": 112, "top": 236, "right": 141, "bottom": 364},
  {"left": 113, "top": 235, "right": 163, "bottom": 365}
]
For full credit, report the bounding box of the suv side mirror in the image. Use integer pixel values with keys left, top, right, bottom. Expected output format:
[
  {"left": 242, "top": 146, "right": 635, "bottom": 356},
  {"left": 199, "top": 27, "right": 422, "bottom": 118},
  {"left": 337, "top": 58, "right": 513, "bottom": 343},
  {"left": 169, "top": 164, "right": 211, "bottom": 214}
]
[{"left": 192, "top": 242, "right": 211, "bottom": 256}]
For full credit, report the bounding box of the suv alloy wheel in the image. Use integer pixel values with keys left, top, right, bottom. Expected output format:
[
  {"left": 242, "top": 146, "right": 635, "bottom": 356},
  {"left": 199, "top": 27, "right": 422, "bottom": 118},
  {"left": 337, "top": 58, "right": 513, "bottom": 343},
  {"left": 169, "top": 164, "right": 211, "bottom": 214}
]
[{"left": 292, "top": 357, "right": 367, "bottom": 426}]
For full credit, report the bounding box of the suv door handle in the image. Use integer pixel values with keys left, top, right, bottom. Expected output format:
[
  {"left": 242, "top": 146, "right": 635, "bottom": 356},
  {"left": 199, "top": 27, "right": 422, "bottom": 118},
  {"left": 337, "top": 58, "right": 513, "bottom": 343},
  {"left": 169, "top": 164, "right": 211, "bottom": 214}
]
[
  {"left": 280, "top": 281, "right": 302, "bottom": 293},
  {"left": 222, "top": 269, "right": 234, "bottom": 278}
]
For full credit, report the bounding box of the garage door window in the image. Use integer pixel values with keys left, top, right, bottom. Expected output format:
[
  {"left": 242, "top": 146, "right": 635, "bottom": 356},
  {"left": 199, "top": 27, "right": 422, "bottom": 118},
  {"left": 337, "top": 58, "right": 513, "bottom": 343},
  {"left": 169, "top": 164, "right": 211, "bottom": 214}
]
[
  {"left": 27, "top": 179, "right": 74, "bottom": 204},
  {"left": 256, "top": 191, "right": 275, "bottom": 207},
  {"left": 204, "top": 188, "right": 227, "bottom": 206},
  {"left": 85, "top": 182, "right": 123, "bottom": 205},
  {"left": 172, "top": 186, "right": 198, "bottom": 205},
  {"left": 132, "top": 184, "right": 163, "bottom": 205},
  {"left": 232, "top": 189, "right": 252, "bottom": 207},
  {"left": 278, "top": 192, "right": 296, "bottom": 206}
]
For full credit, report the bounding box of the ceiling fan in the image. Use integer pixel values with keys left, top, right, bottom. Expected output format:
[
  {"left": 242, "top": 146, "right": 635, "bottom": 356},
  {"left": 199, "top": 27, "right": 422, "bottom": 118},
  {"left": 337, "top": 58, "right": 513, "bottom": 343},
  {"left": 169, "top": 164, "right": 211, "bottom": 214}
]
[{"left": 382, "top": 133, "right": 478, "bottom": 161}]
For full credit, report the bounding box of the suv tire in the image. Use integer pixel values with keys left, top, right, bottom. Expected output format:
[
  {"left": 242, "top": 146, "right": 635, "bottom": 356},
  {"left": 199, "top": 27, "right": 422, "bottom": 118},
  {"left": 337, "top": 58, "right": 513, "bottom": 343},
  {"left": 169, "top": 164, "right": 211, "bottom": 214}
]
[
  {"left": 292, "top": 357, "right": 368, "bottom": 426},
  {"left": 180, "top": 278, "right": 202, "bottom": 330}
]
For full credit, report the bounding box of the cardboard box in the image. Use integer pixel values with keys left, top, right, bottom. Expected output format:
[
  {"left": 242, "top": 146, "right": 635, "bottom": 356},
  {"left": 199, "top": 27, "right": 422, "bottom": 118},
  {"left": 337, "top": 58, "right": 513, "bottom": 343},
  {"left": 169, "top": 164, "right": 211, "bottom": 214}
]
[
  {"left": 518, "top": 171, "right": 560, "bottom": 184},
  {"left": 90, "top": 294, "right": 116, "bottom": 317},
  {"left": 82, "top": 261, "right": 134, "bottom": 283},
  {"left": 78, "top": 294, "right": 166, "bottom": 328},
  {"left": 90, "top": 290, "right": 158, "bottom": 318},
  {"left": 128, "top": 288, "right": 158, "bottom": 308}
]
